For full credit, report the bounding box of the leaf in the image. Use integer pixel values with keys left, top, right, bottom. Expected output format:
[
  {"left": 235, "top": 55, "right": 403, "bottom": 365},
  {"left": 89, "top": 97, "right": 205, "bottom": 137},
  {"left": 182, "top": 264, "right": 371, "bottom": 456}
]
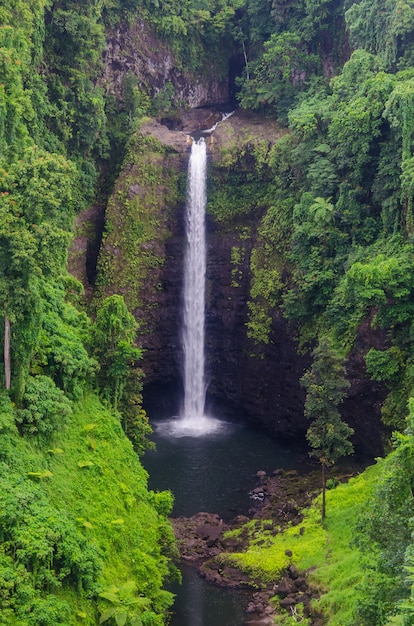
[
  {"left": 130, "top": 617, "right": 143, "bottom": 626},
  {"left": 125, "top": 495, "right": 135, "bottom": 508},
  {"left": 79, "top": 519, "right": 94, "bottom": 529},
  {"left": 27, "top": 469, "right": 53, "bottom": 479},
  {"left": 77, "top": 612, "right": 87, "bottom": 619},
  {"left": 110, "top": 518, "right": 125, "bottom": 525},
  {"left": 82, "top": 423, "right": 97, "bottom": 432},
  {"left": 47, "top": 448, "right": 64, "bottom": 454},
  {"left": 78, "top": 461, "right": 94, "bottom": 468},
  {"left": 99, "top": 591, "right": 119, "bottom": 603},
  {"left": 99, "top": 608, "right": 116, "bottom": 624},
  {"left": 119, "top": 580, "right": 137, "bottom": 596},
  {"left": 115, "top": 612, "right": 127, "bottom": 626}
]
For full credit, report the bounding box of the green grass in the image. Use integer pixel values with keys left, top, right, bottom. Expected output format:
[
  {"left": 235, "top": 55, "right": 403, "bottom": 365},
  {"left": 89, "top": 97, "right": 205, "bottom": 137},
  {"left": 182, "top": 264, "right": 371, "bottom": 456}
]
[{"left": 221, "top": 463, "right": 382, "bottom": 625}]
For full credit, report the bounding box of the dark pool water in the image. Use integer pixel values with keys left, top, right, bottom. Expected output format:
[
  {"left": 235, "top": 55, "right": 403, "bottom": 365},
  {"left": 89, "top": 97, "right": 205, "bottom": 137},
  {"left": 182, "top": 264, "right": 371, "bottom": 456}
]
[
  {"left": 143, "top": 417, "right": 298, "bottom": 519},
  {"left": 168, "top": 565, "right": 251, "bottom": 626},
  {"left": 143, "top": 416, "right": 302, "bottom": 626}
]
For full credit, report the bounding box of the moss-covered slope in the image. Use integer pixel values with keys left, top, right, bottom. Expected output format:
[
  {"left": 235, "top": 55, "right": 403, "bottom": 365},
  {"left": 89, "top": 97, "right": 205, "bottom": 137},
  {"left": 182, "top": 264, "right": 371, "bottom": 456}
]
[{"left": 0, "top": 393, "right": 176, "bottom": 626}]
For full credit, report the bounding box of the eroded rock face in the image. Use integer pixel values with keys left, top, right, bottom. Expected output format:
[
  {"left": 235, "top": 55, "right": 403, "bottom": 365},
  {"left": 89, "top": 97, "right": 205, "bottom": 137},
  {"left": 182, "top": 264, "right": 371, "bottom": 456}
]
[
  {"left": 138, "top": 112, "right": 311, "bottom": 440},
  {"left": 204, "top": 214, "right": 309, "bottom": 439},
  {"left": 102, "top": 19, "right": 230, "bottom": 108},
  {"left": 343, "top": 312, "right": 389, "bottom": 457}
]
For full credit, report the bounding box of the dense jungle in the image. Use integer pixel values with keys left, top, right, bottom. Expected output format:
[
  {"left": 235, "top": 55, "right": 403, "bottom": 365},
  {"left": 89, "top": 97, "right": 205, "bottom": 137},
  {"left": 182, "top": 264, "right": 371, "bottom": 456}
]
[{"left": 2, "top": 0, "right": 414, "bottom": 624}]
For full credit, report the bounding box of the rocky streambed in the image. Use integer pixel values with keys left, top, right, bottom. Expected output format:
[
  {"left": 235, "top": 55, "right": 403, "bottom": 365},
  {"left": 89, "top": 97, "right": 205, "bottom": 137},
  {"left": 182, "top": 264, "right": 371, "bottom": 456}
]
[{"left": 171, "top": 468, "right": 327, "bottom": 625}]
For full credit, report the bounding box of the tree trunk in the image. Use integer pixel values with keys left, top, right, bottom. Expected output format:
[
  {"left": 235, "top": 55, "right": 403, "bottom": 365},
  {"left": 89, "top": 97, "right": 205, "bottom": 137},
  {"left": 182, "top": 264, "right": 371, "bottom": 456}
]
[
  {"left": 321, "top": 463, "right": 326, "bottom": 522},
  {"left": 4, "top": 315, "right": 10, "bottom": 390}
]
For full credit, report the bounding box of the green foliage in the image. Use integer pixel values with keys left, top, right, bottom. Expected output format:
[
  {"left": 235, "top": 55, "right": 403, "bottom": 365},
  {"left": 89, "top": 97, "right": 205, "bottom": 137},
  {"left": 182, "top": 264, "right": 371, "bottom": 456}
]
[
  {"left": 0, "top": 470, "right": 103, "bottom": 606},
  {"left": 152, "top": 82, "right": 176, "bottom": 114},
  {"left": 0, "top": 393, "right": 176, "bottom": 625},
  {"left": 353, "top": 400, "right": 414, "bottom": 624},
  {"left": 90, "top": 295, "right": 153, "bottom": 454},
  {"left": 41, "top": 1, "right": 108, "bottom": 176},
  {"left": 328, "top": 240, "right": 414, "bottom": 346},
  {"left": 239, "top": 30, "right": 320, "bottom": 119},
  {"left": 365, "top": 347, "right": 404, "bottom": 383},
  {"left": 155, "top": 0, "right": 242, "bottom": 73},
  {"left": 5, "top": 1, "right": 414, "bottom": 624},
  {"left": 99, "top": 580, "right": 150, "bottom": 626},
  {"left": 208, "top": 150, "right": 270, "bottom": 222},
  {"left": 301, "top": 336, "right": 353, "bottom": 520},
  {"left": 328, "top": 57, "right": 393, "bottom": 186},
  {"left": 383, "top": 72, "right": 414, "bottom": 231},
  {"left": 237, "top": 0, "right": 344, "bottom": 119},
  {"left": 220, "top": 464, "right": 381, "bottom": 624},
  {"left": 246, "top": 245, "right": 283, "bottom": 345},
  {"left": 346, "top": 0, "right": 414, "bottom": 69},
  {"left": 282, "top": 192, "right": 342, "bottom": 333},
  {"left": 302, "top": 337, "right": 353, "bottom": 465},
  {"left": 34, "top": 282, "right": 97, "bottom": 400},
  {"left": 0, "top": 392, "right": 20, "bottom": 462},
  {"left": 0, "top": 145, "right": 79, "bottom": 398},
  {"left": 95, "top": 131, "right": 182, "bottom": 316},
  {"left": 92, "top": 295, "right": 141, "bottom": 409},
  {"left": 148, "top": 491, "right": 174, "bottom": 518},
  {"left": 16, "top": 375, "right": 72, "bottom": 440}
]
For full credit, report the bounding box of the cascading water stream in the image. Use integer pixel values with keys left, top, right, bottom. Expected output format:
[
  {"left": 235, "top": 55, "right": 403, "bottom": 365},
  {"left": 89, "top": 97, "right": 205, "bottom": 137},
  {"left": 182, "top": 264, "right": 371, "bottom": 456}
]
[
  {"left": 155, "top": 115, "right": 234, "bottom": 438},
  {"left": 182, "top": 138, "right": 207, "bottom": 421},
  {"left": 174, "top": 137, "right": 224, "bottom": 436},
  {"left": 142, "top": 111, "right": 301, "bottom": 624}
]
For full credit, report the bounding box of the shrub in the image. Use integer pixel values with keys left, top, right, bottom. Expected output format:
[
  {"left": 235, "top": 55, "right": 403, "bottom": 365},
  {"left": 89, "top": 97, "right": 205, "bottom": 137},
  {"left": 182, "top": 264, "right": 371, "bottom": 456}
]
[{"left": 16, "top": 375, "right": 72, "bottom": 439}]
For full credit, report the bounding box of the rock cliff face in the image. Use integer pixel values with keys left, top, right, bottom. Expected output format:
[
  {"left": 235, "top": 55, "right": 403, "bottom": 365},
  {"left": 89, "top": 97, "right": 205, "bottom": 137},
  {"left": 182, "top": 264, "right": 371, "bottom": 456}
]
[
  {"left": 102, "top": 19, "right": 230, "bottom": 108},
  {"left": 90, "top": 120, "right": 189, "bottom": 385},
  {"left": 204, "top": 216, "right": 310, "bottom": 439}
]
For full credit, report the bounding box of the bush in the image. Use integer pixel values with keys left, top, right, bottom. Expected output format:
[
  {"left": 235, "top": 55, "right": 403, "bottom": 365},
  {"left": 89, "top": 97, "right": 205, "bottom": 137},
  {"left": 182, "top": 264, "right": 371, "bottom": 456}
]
[
  {"left": 16, "top": 375, "right": 72, "bottom": 439},
  {"left": 0, "top": 476, "right": 103, "bottom": 593}
]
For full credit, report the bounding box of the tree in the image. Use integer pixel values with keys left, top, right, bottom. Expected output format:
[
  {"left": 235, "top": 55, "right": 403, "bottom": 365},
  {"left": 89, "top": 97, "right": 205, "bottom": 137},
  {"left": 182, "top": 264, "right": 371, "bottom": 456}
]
[
  {"left": 309, "top": 196, "right": 334, "bottom": 227},
  {"left": 301, "top": 336, "right": 354, "bottom": 521},
  {"left": 384, "top": 77, "right": 414, "bottom": 232},
  {"left": 92, "top": 295, "right": 153, "bottom": 454},
  {"left": 238, "top": 30, "right": 320, "bottom": 118},
  {"left": 354, "top": 399, "right": 414, "bottom": 624},
  {"left": 92, "top": 295, "right": 142, "bottom": 410},
  {"left": 0, "top": 146, "right": 77, "bottom": 400},
  {"left": 345, "top": 0, "right": 414, "bottom": 69}
]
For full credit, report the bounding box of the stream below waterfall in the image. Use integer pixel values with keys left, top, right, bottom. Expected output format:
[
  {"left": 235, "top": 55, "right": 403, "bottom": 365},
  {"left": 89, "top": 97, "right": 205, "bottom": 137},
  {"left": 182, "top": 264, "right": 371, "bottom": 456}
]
[{"left": 143, "top": 416, "right": 304, "bottom": 625}]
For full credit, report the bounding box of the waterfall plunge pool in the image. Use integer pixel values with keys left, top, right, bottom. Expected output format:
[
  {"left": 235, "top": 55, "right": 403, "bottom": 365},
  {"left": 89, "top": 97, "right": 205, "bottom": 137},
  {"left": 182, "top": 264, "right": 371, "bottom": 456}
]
[
  {"left": 143, "top": 416, "right": 305, "bottom": 625},
  {"left": 143, "top": 418, "right": 299, "bottom": 519}
]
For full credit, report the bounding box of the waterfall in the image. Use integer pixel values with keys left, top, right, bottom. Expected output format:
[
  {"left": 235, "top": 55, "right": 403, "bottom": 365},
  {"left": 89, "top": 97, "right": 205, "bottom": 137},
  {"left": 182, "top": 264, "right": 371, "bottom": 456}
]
[
  {"left": 168, "top": 136, "right": 223, "bottom": 436},
  {"left": 155, "top": 118, "right": 235, "bottom": 438},
  {"left": 182, "top": 138, "right": 207, "bottom": 420}
]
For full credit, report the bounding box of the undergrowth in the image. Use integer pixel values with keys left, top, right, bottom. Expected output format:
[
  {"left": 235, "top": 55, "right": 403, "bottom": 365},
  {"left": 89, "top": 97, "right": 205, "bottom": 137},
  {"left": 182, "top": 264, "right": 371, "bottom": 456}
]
[{"left": 0, "top": 392, "right": 177, "bottom": 625}]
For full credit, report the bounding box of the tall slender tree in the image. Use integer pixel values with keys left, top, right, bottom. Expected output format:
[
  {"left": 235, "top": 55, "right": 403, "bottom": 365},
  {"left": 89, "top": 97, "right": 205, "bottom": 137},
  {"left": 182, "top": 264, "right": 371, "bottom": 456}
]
[{"left": 301, "top": 336, "right": 354, "bottom": 521}]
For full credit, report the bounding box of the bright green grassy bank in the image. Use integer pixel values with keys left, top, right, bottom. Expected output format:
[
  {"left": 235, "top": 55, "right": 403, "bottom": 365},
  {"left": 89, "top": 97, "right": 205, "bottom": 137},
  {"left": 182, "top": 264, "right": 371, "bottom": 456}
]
[
  {"left": 220, "top": 463, "right": 382, "bottom": 625},
  {"left": 0, "top": 393, "right": 176, "bottom": 626}
]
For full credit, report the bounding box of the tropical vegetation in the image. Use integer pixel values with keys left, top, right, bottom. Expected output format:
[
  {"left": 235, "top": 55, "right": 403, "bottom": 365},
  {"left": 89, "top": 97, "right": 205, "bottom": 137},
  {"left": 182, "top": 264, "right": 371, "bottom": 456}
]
[{"left": 2, "top": 0, "right": 414, "bottom": 623}]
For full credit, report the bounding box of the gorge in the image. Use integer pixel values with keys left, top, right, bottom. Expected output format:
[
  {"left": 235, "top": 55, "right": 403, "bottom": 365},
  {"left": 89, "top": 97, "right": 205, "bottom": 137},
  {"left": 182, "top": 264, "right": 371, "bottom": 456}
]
[{"left": 3, "top": 1, "right": 414, "bottom": 624}]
